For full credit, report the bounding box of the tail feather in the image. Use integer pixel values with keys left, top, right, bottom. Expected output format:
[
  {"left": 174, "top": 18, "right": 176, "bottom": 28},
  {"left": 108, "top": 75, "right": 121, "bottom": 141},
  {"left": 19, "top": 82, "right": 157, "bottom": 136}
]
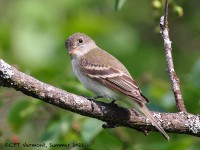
[{"left": 139, "top": 104, "right": 170, "bottom": 140}]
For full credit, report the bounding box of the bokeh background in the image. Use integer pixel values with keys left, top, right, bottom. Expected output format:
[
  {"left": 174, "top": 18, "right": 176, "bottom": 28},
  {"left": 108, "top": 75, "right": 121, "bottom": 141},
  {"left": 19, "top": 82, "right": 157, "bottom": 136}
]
[{"left": 0, "top": 0, "right": 200, "bottom": 149}]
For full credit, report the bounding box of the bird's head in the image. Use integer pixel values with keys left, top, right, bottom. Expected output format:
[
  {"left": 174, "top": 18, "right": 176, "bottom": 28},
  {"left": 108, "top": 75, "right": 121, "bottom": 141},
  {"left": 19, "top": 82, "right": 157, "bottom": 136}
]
[{"left": 65, "top": 32, "right": 96, "bottom": 58}]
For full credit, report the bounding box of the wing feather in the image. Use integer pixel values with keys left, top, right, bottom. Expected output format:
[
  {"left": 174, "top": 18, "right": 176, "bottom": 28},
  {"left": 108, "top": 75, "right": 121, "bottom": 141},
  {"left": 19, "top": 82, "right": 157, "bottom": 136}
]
[{"left": 79, "top": 58, "right": 149, "bottom": 104}]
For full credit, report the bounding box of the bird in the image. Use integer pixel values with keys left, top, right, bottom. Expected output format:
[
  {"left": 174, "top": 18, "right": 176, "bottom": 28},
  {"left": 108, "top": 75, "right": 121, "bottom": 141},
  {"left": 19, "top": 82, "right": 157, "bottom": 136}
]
[{"left": 65, "top": 32, "right": 169, "bottom": 140}]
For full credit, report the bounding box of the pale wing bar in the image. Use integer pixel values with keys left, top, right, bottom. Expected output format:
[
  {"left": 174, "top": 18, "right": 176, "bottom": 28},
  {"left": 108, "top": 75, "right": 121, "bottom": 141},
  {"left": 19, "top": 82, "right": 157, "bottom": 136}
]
[{"left": 80, "top": 61, "right": 147, "bottom": 104}]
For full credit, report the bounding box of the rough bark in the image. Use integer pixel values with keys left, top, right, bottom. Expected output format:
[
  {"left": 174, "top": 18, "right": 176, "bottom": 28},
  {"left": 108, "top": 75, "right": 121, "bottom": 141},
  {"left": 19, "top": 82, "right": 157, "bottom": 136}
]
[{"left": 0, "top": 59, "right": 200, "bottom": 138}]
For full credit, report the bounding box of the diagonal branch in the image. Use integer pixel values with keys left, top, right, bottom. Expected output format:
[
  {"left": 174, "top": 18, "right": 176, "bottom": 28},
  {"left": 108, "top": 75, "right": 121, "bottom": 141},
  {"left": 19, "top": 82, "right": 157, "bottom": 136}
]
[
  {"left": 0, "top": 59, "right": 199, "bottom": 137},
  {"left": 160, "top": 0, "right": 186, "bottom": 112}
]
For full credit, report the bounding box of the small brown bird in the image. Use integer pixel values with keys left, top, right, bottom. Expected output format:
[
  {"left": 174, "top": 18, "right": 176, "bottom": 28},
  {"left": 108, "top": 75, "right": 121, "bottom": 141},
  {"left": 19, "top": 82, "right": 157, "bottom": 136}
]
[{"left": 65, "top": 32, "right": 169, "bottom": 140}]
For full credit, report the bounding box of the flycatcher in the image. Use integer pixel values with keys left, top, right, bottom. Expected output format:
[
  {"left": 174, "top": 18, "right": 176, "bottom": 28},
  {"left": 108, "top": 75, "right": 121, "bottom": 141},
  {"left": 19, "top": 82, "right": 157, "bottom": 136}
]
[{"left": 65, "top": 32, "right": 169, "bottom": 140}]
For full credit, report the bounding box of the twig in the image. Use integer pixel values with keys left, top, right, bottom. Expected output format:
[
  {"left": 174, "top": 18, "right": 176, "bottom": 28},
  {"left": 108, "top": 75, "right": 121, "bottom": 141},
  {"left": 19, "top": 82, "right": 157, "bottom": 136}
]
[
  {"left": 163, "top": 0, "right": 168, "bottom": 28},
  {"left": 160, "top": 0, "right": 186, "bottom": 112},
  {"left": 0, "top": 59, "right": 199, "bottom": 137}
]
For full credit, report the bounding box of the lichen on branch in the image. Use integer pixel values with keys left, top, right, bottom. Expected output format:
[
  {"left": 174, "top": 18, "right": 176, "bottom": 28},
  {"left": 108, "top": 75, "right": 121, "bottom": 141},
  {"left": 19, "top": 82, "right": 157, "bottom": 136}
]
[{"left": 0, "top": 59, "right": 200, "bottom": 137}]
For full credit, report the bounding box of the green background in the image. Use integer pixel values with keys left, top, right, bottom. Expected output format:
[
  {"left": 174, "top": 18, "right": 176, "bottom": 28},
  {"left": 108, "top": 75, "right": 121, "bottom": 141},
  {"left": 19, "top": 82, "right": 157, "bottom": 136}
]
[{"left": 0, "top": 0, "right": 199, "bottom": 149}]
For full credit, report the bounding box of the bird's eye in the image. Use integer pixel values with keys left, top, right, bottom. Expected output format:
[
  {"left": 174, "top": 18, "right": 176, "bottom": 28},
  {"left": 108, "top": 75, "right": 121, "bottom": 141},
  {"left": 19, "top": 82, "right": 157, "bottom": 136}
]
[{"left": 78, "top": 37, "right": 83, "bottom": 43}]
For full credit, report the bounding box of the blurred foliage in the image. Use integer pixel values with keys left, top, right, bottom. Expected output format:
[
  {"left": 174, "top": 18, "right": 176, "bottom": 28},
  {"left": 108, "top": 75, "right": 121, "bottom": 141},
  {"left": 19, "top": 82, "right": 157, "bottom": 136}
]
[
  {"left": 0, "top": 0, "right": 200, "bottom": 150},
  {"left": 115, "top": 0, "right": 127, "bottom": 11}
]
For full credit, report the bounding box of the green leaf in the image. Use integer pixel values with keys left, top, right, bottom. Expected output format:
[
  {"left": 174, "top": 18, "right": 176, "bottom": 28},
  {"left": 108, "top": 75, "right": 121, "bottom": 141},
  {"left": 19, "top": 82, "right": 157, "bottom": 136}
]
[
  {"left": 173, "top": 5, "right": 184, "bottom": 17},
  {"left": 115, "top": 0, "right": 127, "bottom": 11},
  {"left": 91, "top": 130, "right": 123, "bottom": 150},
  {"left": 81, "top": 118, "right": 103, "bottom": 144},
  {"left": 41, "top": 115, "right": 73, "bottom": 142},
  {"left": 188, "top": 59, "right": 200, "bottom": 87},
  {"left": 8, "top": 100, "right": 32, "bottom": 132}
]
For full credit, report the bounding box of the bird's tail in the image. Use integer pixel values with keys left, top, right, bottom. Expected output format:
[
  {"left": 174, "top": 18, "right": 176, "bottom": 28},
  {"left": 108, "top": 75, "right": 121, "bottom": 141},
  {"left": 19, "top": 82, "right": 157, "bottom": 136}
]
[{"left": 139, "top": 104, "right": 170, "bottom": 140}]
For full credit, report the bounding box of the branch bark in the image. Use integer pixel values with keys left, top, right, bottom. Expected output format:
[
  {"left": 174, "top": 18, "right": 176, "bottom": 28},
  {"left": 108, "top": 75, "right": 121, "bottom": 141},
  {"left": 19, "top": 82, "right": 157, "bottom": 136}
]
[
  {"left": 0, "top": 59, "right": 200, "bottom": 138},
  {"left": 160, "top": 0, "right": 186, "bottom": 112}
]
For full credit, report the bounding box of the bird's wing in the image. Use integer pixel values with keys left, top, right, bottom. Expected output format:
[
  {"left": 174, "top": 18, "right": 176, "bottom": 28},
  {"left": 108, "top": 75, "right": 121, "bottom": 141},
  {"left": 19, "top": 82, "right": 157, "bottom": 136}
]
[{"left": 79, "top": 49, "right": 149, "bottom": 104}]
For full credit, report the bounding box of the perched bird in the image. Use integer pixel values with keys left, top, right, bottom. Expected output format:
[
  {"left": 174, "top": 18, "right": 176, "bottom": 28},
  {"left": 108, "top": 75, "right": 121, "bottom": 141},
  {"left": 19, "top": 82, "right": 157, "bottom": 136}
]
[{"left": 65, "top": 32, "right": 169, "bottom": 140}]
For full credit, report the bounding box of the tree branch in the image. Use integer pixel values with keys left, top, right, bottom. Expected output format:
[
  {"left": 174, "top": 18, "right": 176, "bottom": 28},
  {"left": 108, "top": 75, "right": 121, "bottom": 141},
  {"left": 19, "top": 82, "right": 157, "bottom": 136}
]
[
  {"left": 0, "top": 59, "right": 200, "bottom": 137},
  {"left": 160, "top": 0, "right": 186, "bottom": 112}
]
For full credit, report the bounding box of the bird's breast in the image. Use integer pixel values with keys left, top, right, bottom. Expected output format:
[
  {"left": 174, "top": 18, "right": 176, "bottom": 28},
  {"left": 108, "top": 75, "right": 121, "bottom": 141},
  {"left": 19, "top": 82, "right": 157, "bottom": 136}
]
[{"left": 71, "top": 59, "right": 119, "bottom": 100}]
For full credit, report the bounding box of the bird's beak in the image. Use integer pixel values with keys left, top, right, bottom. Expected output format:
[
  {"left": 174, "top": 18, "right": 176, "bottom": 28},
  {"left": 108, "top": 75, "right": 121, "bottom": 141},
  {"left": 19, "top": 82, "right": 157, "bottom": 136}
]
[{"left": 69, "top": 46, "right": 79, "bottom": 55}]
